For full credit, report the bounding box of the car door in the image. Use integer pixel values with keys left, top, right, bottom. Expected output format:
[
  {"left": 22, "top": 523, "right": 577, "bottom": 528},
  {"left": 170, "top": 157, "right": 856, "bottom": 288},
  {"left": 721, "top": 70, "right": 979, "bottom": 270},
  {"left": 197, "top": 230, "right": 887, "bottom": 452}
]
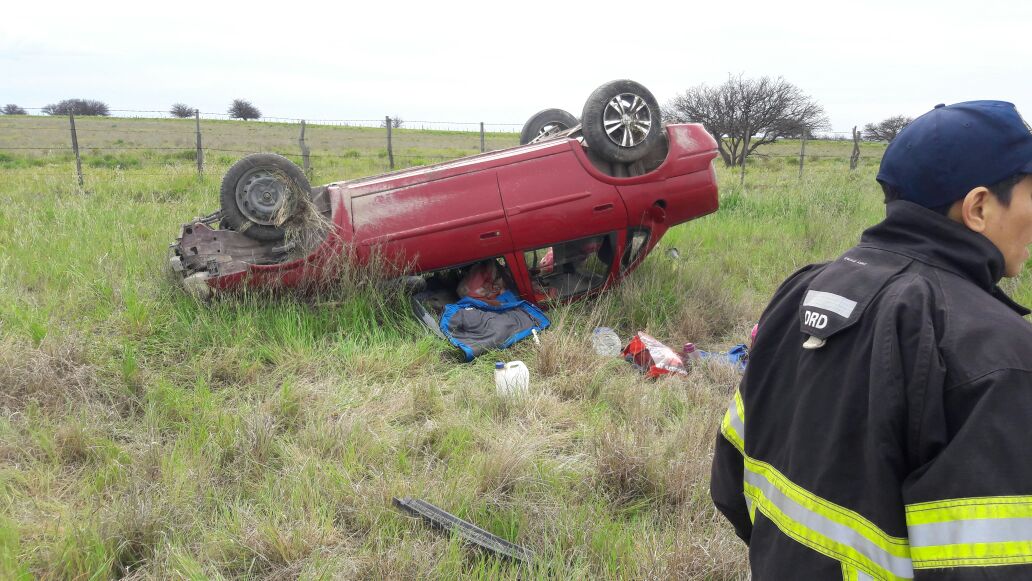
[
  {"left": 495, "top": 149, "right": 627, "bottom": 250},
  {"left": 350, "top": 170, "right": 513, "bottom": 273}
]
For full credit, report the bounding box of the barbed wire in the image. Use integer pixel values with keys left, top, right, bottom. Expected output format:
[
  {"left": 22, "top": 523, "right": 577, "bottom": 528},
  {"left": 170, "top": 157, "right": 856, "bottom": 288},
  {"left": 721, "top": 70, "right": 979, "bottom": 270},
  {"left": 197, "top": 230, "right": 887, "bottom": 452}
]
[
  {"left": 4, "top": 108, "right": 872, "bottom": 135},
  {"left": 0, "top": 146, "right": 881, "bottom": 162}
]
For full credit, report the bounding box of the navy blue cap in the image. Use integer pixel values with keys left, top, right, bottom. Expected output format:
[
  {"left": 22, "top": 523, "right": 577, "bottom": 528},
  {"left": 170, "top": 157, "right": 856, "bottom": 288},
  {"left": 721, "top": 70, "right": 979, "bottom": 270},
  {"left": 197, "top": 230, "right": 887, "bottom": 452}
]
[{"left": 877, "top": 100, "right": 1032, "bottom": 208}]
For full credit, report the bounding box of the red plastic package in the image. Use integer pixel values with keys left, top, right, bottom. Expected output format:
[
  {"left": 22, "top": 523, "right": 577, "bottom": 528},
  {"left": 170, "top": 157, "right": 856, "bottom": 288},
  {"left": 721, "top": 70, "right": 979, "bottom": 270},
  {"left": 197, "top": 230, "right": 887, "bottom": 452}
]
[{"left": 621, "top": 331, "right": 688, "bottom": 378}]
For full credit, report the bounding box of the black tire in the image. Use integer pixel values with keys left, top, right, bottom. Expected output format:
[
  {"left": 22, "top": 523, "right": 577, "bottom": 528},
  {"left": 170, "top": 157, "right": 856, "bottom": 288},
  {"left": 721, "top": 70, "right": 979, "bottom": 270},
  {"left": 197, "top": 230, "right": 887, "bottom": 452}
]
[
  {"left": 519, "top": 108, "right": 579, "bottom": 145},
  {"left": 581, "top": 80, "right": 662, "bottom": 163},
  {"left": 219, "top": 153, "right": 311, "bottom": 242}
]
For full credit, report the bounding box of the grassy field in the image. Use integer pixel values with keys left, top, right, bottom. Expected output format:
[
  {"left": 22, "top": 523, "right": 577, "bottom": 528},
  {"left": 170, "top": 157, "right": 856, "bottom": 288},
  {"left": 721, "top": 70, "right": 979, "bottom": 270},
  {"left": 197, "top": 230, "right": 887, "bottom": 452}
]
[{"left": 1, "top": 117, "right": 1029, "bottom": 579}]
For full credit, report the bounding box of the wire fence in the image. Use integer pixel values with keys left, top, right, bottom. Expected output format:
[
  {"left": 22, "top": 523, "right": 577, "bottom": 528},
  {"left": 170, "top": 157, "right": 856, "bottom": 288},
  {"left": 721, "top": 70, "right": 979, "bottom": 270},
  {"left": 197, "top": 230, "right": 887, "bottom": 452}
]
[{"left": 0, "top": 108, "right": 886, "bottom": 187}]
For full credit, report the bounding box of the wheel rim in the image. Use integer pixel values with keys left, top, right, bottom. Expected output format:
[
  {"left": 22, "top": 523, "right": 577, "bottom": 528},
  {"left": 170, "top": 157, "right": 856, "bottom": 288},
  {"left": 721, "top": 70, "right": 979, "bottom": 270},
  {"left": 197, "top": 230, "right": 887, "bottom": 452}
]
[
  {"left": 602, "top": 93, "right": 652, "bottom": 148},
  {"left": 537, "top": 121, "right": 570, "bottom": 138},
  {"left": 235, "top": 168, "right": 292, "bottom": 226}
]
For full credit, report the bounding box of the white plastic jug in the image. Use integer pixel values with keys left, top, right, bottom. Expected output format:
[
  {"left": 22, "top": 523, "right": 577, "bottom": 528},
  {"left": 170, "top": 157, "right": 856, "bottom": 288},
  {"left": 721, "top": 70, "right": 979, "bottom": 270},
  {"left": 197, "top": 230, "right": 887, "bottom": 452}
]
[{"left": 494, "top": 361, "right": 530, "bottom": 398}]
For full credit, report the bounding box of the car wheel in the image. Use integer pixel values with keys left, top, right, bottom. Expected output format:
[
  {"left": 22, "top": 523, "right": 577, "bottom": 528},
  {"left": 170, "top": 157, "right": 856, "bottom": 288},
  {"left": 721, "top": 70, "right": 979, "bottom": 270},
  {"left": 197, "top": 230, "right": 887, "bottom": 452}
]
[
  {"left": 519, "top": 108, "right": 579, "bottom": 145},
  {"left": 219, "top": 153, "right": 311, "bottom": 242},
  {"left": 581, "top": 80, "right": 662, "bottom": 163}
]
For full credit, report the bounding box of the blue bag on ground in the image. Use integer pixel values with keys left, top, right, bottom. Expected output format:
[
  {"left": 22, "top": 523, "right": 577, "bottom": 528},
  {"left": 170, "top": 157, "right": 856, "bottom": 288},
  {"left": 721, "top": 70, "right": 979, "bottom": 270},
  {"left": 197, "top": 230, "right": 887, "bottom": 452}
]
[
  {"left": 439, "top": 291, "right": 550, "bottom": 361},
  {"left": 699, "top": 343, "right": 749, "bottom": 372}
]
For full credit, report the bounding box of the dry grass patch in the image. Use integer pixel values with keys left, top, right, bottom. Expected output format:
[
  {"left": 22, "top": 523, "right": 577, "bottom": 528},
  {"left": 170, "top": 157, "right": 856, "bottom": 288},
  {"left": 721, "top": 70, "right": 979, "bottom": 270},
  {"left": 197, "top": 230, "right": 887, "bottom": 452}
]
[
  {"left": 476, "top": 428, "right": 563, "bottom": 499},
  {"left": 0, "top": 335, "right": 99, "bottom": 413},
  {"left": 595, "top": 427, "right": 657, "bottom": 505}
]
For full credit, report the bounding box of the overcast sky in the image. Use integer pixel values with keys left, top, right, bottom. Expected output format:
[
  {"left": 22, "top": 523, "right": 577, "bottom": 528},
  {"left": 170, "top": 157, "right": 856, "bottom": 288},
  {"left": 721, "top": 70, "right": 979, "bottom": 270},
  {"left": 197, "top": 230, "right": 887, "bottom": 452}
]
[{"left": 3, "top": 0, "right": 1030, "bottom": 133}]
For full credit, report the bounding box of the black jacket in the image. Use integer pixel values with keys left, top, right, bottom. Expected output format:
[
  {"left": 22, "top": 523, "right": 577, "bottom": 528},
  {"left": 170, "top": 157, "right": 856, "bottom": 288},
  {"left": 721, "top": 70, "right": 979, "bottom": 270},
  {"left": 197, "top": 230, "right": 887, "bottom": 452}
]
[{"left": 711, "top": 201, "right": 1032, "bottom": 580}]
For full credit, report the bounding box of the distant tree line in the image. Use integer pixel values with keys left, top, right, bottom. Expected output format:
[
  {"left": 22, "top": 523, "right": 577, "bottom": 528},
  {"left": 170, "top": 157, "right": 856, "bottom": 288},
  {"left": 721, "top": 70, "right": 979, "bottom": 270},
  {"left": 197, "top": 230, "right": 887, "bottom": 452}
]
[
  {"left": 41, "top": 99, "right": 110, "bottom": 116},
  {"left": 1, "top": 98, "right": 268, "bottom": 122}
]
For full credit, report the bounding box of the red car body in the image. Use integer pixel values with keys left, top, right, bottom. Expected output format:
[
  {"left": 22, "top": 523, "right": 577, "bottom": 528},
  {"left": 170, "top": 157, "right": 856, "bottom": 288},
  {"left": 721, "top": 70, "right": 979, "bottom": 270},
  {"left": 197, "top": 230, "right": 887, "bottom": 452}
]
[{"left": 175, "top": 123, "right": 719, "bottom": 304}]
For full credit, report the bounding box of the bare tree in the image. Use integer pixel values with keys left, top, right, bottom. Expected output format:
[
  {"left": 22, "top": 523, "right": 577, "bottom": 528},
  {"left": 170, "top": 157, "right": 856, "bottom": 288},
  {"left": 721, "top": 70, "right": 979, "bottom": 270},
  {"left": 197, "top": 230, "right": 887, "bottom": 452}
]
[
  {"left": 380, "top": 115, "right": 404, "bottom": 129},
  {"left": 41, "top": 99, "right": 110, "bottom": 116},
  {"left": 665, "top": 75, "right": 829, "bottom": 166},
  {"left": 228, "top": 99, "right": 261, "bottom": 121},
  {"left": 2, "top": 104, "right": 27, "bottom": 115},
  {"left": 170, "top": 103, "right": 195, "bottom": 118},
  {"left": 863, "top": 115, "right": 912, "bottom": 142}
]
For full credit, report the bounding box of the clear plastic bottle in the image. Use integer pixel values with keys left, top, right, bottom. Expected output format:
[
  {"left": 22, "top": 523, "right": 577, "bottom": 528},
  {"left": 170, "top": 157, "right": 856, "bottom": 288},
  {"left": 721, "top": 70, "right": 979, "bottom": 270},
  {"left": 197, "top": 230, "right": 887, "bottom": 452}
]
[
  {"left": 682, "top": 342, "right": 702, "bottom": 362},
  {"left": 591, "top": 327, "right": 623, "bottom": 357}
]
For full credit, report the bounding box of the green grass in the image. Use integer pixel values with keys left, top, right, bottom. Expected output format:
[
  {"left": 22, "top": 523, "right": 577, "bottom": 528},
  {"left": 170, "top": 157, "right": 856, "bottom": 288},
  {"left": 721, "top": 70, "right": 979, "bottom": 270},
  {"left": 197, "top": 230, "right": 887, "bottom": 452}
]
[{"left": 2, "top": 117, "right": 1029, "bottom": 579}]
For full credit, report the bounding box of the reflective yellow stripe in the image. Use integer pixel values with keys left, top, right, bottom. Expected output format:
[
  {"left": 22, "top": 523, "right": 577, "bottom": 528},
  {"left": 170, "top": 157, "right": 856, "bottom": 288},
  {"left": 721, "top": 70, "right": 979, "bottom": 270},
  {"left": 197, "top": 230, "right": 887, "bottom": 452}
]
[
  {"left": 841, "top": 563, "right": 875, "bottom": 581},
  {"left": 745, "top": 457, "right": 913, "bottom": 580},
  {"left": 720, "top": 389, "right": 745, "bottom": 453},
  {"left": 721, "top": 388, "right": 913, "bottom": 578},
  {"left": 906, "top": 496, "right": 1032, "bottom": 568}
]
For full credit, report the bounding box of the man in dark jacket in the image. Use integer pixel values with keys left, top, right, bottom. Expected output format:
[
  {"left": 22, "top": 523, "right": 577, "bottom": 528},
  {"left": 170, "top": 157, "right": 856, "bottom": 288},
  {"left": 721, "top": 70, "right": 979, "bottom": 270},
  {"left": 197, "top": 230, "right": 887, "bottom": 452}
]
[{"left": 711, "top": 100, "right": 1032, "bottom": 580}]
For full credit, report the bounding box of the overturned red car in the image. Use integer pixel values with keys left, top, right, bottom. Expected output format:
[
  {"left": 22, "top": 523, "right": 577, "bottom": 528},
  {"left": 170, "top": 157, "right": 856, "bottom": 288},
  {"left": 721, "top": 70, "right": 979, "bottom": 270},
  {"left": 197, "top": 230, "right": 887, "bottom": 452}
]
[{"left": 170, "top": 80, "right": 720, "bottom": 315}]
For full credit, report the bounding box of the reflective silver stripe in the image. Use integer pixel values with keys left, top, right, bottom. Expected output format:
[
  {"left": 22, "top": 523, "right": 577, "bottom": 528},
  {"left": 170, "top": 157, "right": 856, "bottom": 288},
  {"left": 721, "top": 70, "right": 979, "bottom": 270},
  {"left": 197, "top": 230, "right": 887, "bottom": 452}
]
[
  {"left": 910, "top": 517, "right": 1032, "bottom": 547},
  {"left": 728, "top": 399, "right": 745, "bottom": 441},
  {"left": 857, "top": 571, "right": 874, "bottom": 581},
  {"left": 744, "top": 469, "right": 914, "bottom": 578},
  {"left": 804, "top": 290, "right": 858, "bottom": 318}
]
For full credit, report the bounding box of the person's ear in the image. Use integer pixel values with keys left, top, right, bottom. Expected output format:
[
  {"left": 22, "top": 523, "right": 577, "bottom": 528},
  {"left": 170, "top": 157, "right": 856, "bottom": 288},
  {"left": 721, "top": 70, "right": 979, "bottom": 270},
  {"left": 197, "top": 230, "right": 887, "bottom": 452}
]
[{"left": 959, "top": 187, "right": 992, "bottom": 233}]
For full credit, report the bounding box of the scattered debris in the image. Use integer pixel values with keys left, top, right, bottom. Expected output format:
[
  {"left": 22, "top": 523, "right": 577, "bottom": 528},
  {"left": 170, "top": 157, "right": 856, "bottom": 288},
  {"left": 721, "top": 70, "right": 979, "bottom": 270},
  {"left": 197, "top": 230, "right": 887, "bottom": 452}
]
[
  {"left": 591, "top": 327, "right": 623, "bottom": 356},
  {"left": 393, "top": 497, "right": 535, "bottom": 563},
  {"left": 439, "top": 291, "right": 549, "bottom": 361},
  {"left": 622, "top": 332, "right": 688, "bottom": 378},
  {"left": 682, "top": 341, "right": 702, "bottom": 361},
  {"left": 698, "top": 344, "right": 750, "bottom": 371},
  {"left": 494, "top": 360, "right": 530, "bottom": 398},
  {"left": 622, "top": 332, "right": 751, "bottom": 377}
]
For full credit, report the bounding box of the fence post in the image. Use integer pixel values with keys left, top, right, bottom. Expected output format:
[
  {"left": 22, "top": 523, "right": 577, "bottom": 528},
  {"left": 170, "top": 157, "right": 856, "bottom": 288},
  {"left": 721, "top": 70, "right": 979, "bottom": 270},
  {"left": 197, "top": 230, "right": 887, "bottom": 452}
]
[
  {"left": 68, "top": 112, "right": 83, "bottom": 187},
  {"left": 798, "top": 129, "right": 807, "bottom": 179},
  {"left": 194, "top": 109, "right": 204, "bottom": 178},
  {"left": 850, "top": 126, "right": 861, "bottom": 171},
  {"left": 480, "top": 122, "right": 485, "bottom": 153},
  {"left": 298, "top": 120, "right": 311, "bottom": 177},
  {"left": 386, "top": 116, "right": 394, "bottom": 170}
]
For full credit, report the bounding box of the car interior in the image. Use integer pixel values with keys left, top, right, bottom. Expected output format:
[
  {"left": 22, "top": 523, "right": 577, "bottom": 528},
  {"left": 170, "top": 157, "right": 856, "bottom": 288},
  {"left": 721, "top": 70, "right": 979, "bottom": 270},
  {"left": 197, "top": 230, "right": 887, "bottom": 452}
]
[{"left": 524, "top": 234, "right": 616, "bottom": 300}]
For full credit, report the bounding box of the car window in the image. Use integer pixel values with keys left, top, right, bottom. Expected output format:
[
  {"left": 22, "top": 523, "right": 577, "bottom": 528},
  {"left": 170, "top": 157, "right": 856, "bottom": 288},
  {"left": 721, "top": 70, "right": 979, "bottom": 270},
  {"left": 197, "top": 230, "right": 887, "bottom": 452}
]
[
  {"left": 524, "top": 234, "right": 616, "bottom": 300},
  {"left": 620, "top": 228, "right": 650, "bottom": 272}
]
